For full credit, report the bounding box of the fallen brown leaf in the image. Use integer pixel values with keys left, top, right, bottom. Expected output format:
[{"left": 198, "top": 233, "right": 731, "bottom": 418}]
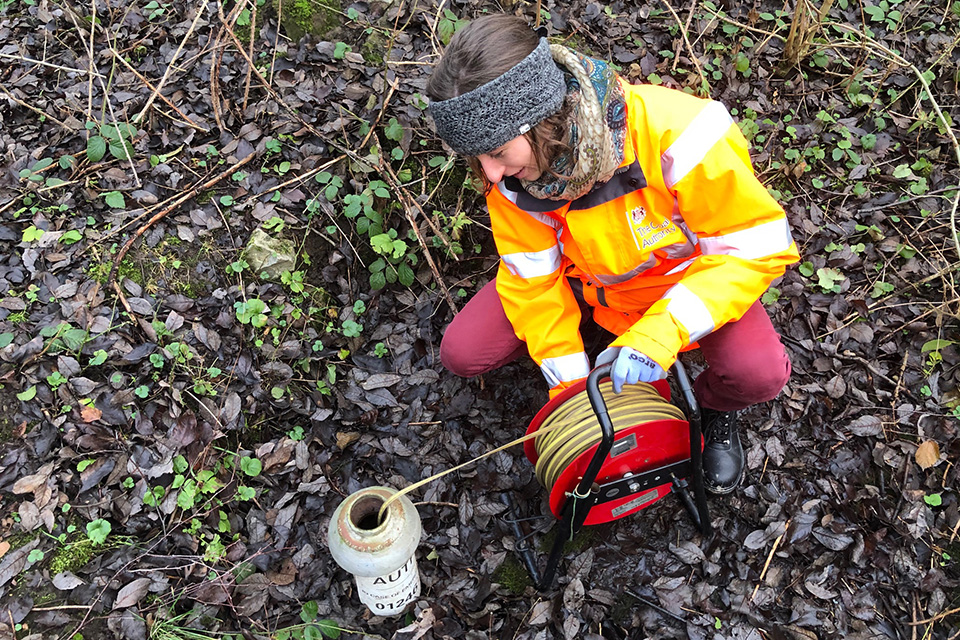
[
  {"left": 336, "top": 431, "right": 361, "bottom": 449},
  {"left": 916, "top": 440, "right": 940, "bottom": 469},
  {"left": 80, "top": 405, "right": 103, "bottom": 423}
]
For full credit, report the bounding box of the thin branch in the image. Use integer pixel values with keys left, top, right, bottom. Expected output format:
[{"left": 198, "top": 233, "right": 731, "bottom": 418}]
[
  {"left": 0, "top": 82, "right": 74, "bottom": 132},
  {"left": 243, "top": 0, "right": 256, "bottom": 111},
  {"left": 109, "top": 154, "right": 256, "bottom": 323},
  {"left": 374, "top": 133, "right": 459, "bottom": 313},
  {"left": 108, "top": 48, "right": 208, "bottom": 131},
  {"left": 87, "top": 0, "right": 96, "bottom": 125},
  {"left": 658, "top": 0, "right": 709, "bottom": 94},
  {"left": 134, "top": 0, "right": 208, "bottom": 125},
  {"left": 270, "top": 0, "right": 282, "bottom": 86},
  {"left": 0, "top": 53, "right": 105, "bottom": 78}
]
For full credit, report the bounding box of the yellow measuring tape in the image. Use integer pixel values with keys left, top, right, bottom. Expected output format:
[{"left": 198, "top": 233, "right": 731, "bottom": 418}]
[
  {"left": 534, "top": 381, "right": 684, "bottom": 489},
  {"left": 379, "top": 381, "right": 683, "bottom": 519}
]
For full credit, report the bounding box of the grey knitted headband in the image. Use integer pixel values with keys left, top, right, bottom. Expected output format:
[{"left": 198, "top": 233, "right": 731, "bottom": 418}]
[{"left": 428, "top": 38, "right": 566, "bottom": 156}]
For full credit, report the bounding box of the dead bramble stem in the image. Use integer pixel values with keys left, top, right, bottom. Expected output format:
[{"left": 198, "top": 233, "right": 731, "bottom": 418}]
[
  {"left": 108, "top": 49, "right": 208, "bottom": 132},
  {"left": 659, "top": 0, "right": 710, "bottom": 95},
  {"left": 134, "top": 0, "right": 208, "bottom": 125},
  {"left": 109, "top": 153, "right": 256, "bottom": 328},
  {"left": 827, "top": 22, "right": 960, "bottom": 266}
]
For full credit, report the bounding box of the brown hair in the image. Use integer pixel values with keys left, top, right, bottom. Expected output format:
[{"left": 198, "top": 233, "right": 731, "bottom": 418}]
[{"left": 426, "top": 14, "right": 571, "bottom": 194}]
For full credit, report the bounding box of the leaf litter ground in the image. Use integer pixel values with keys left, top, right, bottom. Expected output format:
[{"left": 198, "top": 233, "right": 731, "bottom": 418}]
[{"left": 0, "top": 0, "right": 959, "bottom": 639}]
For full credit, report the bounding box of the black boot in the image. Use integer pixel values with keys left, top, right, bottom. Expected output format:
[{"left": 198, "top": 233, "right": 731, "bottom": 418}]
[{"left": 700, "top": 408, "right": 744, "bottom": 495}]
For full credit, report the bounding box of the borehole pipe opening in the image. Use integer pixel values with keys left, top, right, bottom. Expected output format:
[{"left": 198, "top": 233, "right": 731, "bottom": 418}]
[{"left": 351, "top": 495, "right": 387, "bottom": 530}]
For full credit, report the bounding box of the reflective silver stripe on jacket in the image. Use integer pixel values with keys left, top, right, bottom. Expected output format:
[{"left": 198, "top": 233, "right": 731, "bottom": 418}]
[
  {"left": 661, "top": 101, "right": 734, "bottom": 189},
  {"left": 698, "top": 218, "right": 794, "bottom": 260},
  {"left": 497, "top": 181, "right": 562, "bottom": 229},
  {"left": 594, "top": 255, "right": 658, "bottom": 286},
  {"left": 501, "top": 246, "right": 562, "bottom": 279},
  {"left": 540, "top": 351, "right": 590, "bottom": 388},
  {"left": 664, "top": 283, "right": 715, "bottom": 343}
]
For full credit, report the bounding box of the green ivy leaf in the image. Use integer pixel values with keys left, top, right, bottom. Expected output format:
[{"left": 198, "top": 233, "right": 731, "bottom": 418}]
[
  {"left": 87, "top": 136, "right": 107, "bottom": 162},
  {"left": 104, "top": 191, "right": 125, "bottom": 208},
  {"left": 317, "top": 620, "right": 341, "bottom": 638},
  {"left": 77, "top": 459, "right": 95, "bottom": 472},
  {"left": 301, "top": 600, "right": 319, "bottom": 622},
  {"left": 177, "top": 479, "right": 198, "bottom": 509},
  {"left": 892, "top": 164, "right": 913, "bottom": 179},
  {"left": 22, "top": 226, "right": 45, "bottom": 242},
  {"left": 398, "top": 263, "right": 415, "bottom": 287},
  {"left": 384, "top": 118, "right": 404, "bottom": 142},
  {"left": 60, "top": 229, "right": 83, "bottom": 245},
  {"left": 108, "top": 138, "right": 134, "bottom": 161},
  {"left": 89, "top": 349, "right": 108, "bottom": 366},
  {"left": 86, "top": 518, "right": 112, "bottom": 544},
  {"left": 240, "top": 456, "right": 262, "bottom": 477},
  {"left": 17, "top": 386, "right": 37, "bottom": 401},
  {"left": 0, "top": 333, "right": 13, "bottom": 349}
]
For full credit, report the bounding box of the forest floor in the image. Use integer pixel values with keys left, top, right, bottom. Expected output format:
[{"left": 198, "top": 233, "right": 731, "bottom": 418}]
[{"left": 0, "top": 0, "right": 959, "bottom": 638}]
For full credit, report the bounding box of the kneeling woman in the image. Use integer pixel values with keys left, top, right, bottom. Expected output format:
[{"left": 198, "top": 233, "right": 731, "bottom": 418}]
[{"left": 426, "top": 14, "right": 799, "bottom": 494}]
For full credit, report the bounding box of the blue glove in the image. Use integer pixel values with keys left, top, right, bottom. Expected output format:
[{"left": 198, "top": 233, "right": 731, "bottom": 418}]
[{"left": 610, "top": 347, "right": 666, "bottom": 393}]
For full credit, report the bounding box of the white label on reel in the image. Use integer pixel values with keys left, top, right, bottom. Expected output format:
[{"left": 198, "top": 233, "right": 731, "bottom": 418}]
[
  {"left": 610, "top": 433, "right": 638, "bottom": 458},
  {"left": 355, "top": 556, "right": 421, "bottom": 615},
  {"left": 611, "top": 489, "right": 659, "bottom": 518}
]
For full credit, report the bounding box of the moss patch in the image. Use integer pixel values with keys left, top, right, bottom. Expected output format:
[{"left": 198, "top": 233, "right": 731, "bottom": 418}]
[
  {"left": 492, "top": 556, "right": 533, "bottom": 595},
  {"left": 538, "top": 525, "right": 599, "bottom": 554},
  {"left": 49, "top": 538, "right": 98, "bottom": 575},
  {"left": 278, "top": 0, "right": 341, "bottom": 42},
  {"left": 361, "top": 30, "right": 387, "bottom": 66}
]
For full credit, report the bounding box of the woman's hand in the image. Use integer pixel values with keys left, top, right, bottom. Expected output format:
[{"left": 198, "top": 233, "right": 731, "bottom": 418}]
[{"left": 597, "top": 347, "right": 666, "bottom": 393}]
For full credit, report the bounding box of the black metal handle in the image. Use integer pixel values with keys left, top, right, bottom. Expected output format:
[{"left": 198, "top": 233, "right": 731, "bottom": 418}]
[
  {"left": 581, "top": 363, "right": 616, "bottom": 498},
  {"left": 670, "top": 360, "right": 713, "bottom": 538}
]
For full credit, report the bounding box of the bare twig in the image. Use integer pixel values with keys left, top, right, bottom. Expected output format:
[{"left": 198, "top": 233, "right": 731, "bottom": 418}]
[
  {"left": 134, "top": 0, "right": 208, "bottom": 125},
  {"left": 672, "top": 0, "right": 697, "bottom": 72},
  {"left": 427, "top": 0, "right": 449, "bottom": 57},
  {"left": 752, "top": 519, "right": 789, "bottom": 601},
  {"left": 87, "top": 0, "right": 96, "bottom": 125},
  {"left": 0, "top": 53, "right": 105, "bottom": 78},
  {"left": 658, "top": 0, "right": 709, "bottom": 94},
  {"left": 243, "top": 0, "right": 256, "bottom": 111},
  {"left": 109, "top": 49, "right": 208, "bottom": 131},
  {"left": 239, "top": 154, "right": 346, "bottom": 204},
  {"left": 0, "top": 82, "right": 74, "bottom": 131},
  {"left": 374, "top": 134, "right": 460, "bottom": 313},
  {"left": 210, "top": 33, "right": 226, "bottom": 131},
  {"left": 270, "top": 0, "right": 282, "bottom": 86},
  {"left": 109, "top": 154, "right": 256, "bottom": 323},
  {"left": 909, "top": 605, "right": 960, "bottom": 626},
  {"left": 359, "top": 76, "right": 399, "bottom": 156}
]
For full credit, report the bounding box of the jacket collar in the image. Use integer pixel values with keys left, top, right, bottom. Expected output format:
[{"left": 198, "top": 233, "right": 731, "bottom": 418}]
[{"left": 499, "top": 129, "right": 646, "bottom": 213}]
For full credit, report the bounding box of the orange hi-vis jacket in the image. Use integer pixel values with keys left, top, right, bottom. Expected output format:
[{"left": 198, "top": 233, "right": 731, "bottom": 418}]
[{"left": 488, "top": 82, "right": 800, "bottom": 397}]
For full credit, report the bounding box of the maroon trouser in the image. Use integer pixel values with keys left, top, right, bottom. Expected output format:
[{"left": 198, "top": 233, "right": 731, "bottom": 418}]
[{"left": 440, "top": 279, "right": 791, "bottom": 412}]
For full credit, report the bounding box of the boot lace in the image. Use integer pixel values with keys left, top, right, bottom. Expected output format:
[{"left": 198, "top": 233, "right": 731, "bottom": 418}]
[{"left": 703, "top": 410, "right": 735, "bottom": 445}]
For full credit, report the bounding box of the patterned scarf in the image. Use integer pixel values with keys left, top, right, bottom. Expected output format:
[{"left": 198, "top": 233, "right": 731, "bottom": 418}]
[{"left": 521, "top": 45, "right": 628, "bottom": 201}]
